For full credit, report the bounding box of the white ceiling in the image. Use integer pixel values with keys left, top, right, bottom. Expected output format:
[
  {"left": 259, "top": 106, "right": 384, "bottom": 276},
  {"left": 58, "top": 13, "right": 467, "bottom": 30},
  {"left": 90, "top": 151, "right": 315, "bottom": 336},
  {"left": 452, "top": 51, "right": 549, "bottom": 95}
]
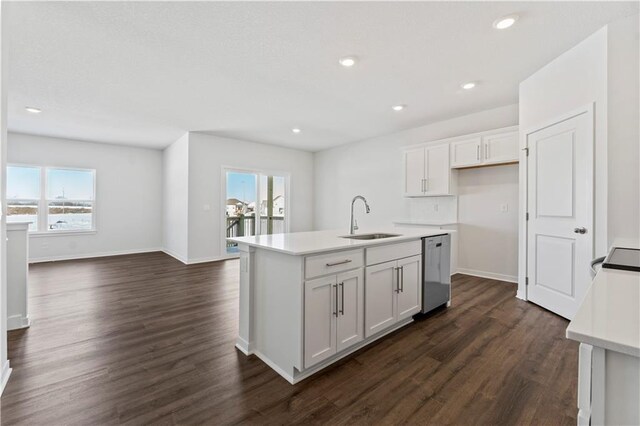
[{"left": 5, "top": 1, "right": 638, "bottom": 151}]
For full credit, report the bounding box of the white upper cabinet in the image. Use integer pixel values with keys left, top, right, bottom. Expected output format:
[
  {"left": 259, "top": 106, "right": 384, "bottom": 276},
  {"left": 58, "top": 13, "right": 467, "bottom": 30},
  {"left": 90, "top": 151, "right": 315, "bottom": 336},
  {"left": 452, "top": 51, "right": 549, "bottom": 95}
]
[
  {"left": 450, "top": 129, "right": 519, "bottom": 169},
  {"left": 481, "top": 131, "right": 519, "bottom": 165},
  {"left": 403, "top": 147, "right": 425, "bottom": 197},
  {"left": 450, "top": 137, "right": 482, "bottom": 168},
  {"left": 424, "top": 144, "right": 450, "bottom": 195},
  {"left": 403, "top": 144, "right": 452, "bottom": 197}
]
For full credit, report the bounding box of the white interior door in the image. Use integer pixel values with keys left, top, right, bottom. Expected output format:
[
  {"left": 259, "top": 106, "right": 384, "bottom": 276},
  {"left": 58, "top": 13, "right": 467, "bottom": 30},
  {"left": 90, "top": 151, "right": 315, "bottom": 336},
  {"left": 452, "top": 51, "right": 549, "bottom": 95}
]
[{"left": 526, "top": 110, "right": 593, "bottom": 320}]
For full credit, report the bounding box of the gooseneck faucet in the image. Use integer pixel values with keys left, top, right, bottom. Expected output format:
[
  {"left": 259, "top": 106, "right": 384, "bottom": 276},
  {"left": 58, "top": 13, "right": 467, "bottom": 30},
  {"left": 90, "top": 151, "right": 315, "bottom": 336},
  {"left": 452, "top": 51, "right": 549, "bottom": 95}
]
[{"left": 350, "top": 195, "right": 371, "bottom": 235}]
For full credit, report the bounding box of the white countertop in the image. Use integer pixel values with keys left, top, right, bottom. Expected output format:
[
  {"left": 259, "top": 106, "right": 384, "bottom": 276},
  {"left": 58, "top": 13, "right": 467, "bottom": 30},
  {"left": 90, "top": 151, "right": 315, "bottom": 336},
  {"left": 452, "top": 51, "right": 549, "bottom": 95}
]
[
  {"left": 566, "top": 265, "right": 640, "bottom": 358},
  {"left": 392, "top": 219, "right": 458, "bottom": 226},
  {"left": 227, "top": 227, "right": 452, "bottom": 256}
]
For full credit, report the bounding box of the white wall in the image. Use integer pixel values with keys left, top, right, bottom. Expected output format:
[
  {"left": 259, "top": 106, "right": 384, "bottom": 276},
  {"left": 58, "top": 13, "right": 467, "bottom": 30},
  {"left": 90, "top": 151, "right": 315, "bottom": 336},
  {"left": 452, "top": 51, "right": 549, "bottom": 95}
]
[
  {"left": 162, "top": 133, "right": 189, "bottom": 262},
  {"left": 517, "top": 14, "right": 640, "bottom": 298},
  {"left": 457, "top": 164, "right": 519, "bottom": 282},
  {"left": 0, "top": 3, "right": 10, "bottom": 395},
  {"left": 607, "top": 14, "right": 640, "bottom": 245},
  {"left": 519, "top": 26, "right": 609, "bottom": 257},
  {"left": 187, "top": 132, "right": 314, "bottom": 263},
  {"left": 314, "top": 104, "right": 520, "bottom": 279},
  {"left": 7, "top": 133, "right": 163, "bottom": 262}
]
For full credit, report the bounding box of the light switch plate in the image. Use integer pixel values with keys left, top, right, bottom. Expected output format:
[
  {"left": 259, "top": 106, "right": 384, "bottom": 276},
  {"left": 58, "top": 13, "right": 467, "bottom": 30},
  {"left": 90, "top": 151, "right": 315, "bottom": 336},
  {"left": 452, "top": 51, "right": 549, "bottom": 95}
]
[{"left": 500, "top": 203, "right": 509, "bottom": 213}]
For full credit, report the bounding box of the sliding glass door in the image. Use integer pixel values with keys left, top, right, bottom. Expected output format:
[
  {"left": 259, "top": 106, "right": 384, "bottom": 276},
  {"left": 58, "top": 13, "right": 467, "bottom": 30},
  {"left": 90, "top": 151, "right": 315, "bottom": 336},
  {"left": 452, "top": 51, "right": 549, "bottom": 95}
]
[{"left": 224, "top": 169, "right": 288, "bottom": 255}]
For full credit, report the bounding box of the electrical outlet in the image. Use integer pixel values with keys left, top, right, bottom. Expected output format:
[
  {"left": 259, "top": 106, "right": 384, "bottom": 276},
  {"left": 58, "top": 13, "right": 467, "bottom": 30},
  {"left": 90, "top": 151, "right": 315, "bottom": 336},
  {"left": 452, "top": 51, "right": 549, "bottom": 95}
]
[
  {"left": 433, "top": 204, "right": 439, "bottom": 212},
  {"left": 500, "top": 203, "right": 509, "bottom": 213}
]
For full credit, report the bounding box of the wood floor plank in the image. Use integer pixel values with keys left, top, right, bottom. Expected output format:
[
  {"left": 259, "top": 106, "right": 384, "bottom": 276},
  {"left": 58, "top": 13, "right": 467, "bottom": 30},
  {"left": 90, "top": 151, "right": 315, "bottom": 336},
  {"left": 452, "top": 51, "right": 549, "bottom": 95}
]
[{"left": 1, "top": 254, "right": 578, "bottom": 425}]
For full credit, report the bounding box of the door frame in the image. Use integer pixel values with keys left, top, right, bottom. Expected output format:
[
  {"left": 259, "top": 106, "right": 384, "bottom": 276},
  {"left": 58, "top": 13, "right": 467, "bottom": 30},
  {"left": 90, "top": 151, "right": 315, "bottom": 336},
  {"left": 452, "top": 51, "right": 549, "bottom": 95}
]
[
  {"left": 518, "top": 102, "right": 595, "bottom": 301},
  {"left": 220, "top": 165, "right": 291, "bottom": 259}
]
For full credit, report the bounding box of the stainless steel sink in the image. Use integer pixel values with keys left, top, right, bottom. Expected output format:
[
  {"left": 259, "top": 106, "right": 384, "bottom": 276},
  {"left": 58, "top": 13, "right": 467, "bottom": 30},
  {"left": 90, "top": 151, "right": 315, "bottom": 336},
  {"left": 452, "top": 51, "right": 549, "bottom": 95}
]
[{"left": 341, "top": 233, "right": 401, "bottom": 240}]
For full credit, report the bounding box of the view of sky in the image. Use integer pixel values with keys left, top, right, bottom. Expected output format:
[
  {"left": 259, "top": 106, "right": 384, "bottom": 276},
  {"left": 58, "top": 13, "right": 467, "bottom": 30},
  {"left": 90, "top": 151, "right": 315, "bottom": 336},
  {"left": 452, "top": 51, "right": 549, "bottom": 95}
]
[
  {"left": 7, "top": 166, "right": 40, "bottom": 199},
  {"left": 7, "top": 166, "right": 94, "bottom": 200},
  {"left": 226, "top": 172, "right": 285, "bottom": 203},
  {"left": 47, "top": 168, "right": 94, "bottom": 200},
  {"left": 227, "top": 172, "right": 257, "bottom": 202}
]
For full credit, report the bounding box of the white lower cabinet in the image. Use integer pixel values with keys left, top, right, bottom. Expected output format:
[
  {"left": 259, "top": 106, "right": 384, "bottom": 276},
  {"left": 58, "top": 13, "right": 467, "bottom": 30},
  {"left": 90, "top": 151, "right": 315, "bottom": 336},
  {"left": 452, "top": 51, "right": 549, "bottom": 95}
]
[
  {"left": 364, "top": 261, "right": 397, "bottom": 336},
  {"left": 396, "top": 255, "right": 421, "bottom": 320},
  {"left": 304, "top": 269, "right": 364, "bottom": 368},
  {"left": 365, "top": 254, "right": 422, "bottom": 338}
]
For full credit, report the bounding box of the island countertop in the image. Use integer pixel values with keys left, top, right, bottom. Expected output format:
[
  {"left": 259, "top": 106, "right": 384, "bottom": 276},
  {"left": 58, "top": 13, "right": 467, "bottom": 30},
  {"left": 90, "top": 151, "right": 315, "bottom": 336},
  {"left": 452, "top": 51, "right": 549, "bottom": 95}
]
[
  {"left": 227, "top": 227, "right": 452, "bottom": 256},
  {"left": 566, "top": 242, "right": 640, "bottom": 357}
]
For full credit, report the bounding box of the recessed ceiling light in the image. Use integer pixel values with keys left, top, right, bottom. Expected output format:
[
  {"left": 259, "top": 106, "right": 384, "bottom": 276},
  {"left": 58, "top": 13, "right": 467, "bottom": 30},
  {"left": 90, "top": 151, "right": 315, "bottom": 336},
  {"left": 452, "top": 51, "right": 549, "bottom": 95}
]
[
  {"left": 25, "top": 106, "right": 42, "bottom": 114},
  {"left": 461, "top": 82, "right": 476, "bottom": 90},
  {"left": 392, "top": 105, "right": 406, "bottom": 111},
  {"left": 493, "top": 14, "right": 519, "bottom": 30},
  {"left": 338, "top": 56, "right": 357, "bottom": 68},
  {"left": 292, "top": 128, "right": 301, "bottom": 134}
]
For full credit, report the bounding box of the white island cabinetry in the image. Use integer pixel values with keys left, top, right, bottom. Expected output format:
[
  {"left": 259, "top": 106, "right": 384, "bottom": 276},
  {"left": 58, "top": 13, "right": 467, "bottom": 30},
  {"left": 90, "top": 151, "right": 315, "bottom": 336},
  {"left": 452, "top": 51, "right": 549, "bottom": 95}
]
[
  {"left": 365, "top": 241, "right": 422, "bottom": 337},
  {"left": 566, "top": 258, "right": 640, "bottom": 425},
  {"left": 304, "top": 251, "right": 364, "bottom": 368},
  {"left": 230, "top": 228, "right": 452, "bottom": 384}
]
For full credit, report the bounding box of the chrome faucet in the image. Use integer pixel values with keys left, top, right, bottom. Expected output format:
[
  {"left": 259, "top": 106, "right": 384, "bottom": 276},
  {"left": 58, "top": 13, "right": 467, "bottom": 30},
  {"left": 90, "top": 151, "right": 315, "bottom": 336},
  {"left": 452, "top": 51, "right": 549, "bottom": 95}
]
[{"left": 350, "top": 195, "right": 371, "bottom": 234}]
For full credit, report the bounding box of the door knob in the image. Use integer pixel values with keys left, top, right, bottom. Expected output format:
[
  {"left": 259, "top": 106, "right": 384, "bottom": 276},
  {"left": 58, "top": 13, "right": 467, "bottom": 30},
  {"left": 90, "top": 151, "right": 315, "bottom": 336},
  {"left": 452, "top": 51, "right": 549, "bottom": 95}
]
[{"left": 574, "top": 227, "right": 587, "bottom": 234}]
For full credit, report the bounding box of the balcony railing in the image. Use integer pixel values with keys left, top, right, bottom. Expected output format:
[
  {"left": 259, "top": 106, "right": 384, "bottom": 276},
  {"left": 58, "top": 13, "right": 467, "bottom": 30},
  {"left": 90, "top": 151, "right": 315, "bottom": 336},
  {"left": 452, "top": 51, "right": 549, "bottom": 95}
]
[{"left": 226, "top": 215, "right": 285, "bottom": 248}]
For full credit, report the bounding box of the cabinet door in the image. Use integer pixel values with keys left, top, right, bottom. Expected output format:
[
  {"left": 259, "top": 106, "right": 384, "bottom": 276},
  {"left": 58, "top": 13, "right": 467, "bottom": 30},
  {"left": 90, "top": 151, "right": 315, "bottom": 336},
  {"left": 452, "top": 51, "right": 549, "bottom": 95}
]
[
  {"left": 365, "top": 260, "right": 397, "bottom": 337},
  {"left": 336, "top": 269, "right": 364, "bottom": 352},
  {"left": 304, "top": 276, "right": 337, "bottom": 368},
  {"left": 482, "top": 131, "right": 519, "bottom": 165},
  {"left": 403, "top": 147, "right": 425, "bottom": 196},
  {"left": 424, "top": 144, "right": 450, "bottom": 195},
  {"left": 450, "top": 137, "right": 482, "bottom": 168},
  {"left": 396, "top": 255, "right": 422, "bottom": 320}
]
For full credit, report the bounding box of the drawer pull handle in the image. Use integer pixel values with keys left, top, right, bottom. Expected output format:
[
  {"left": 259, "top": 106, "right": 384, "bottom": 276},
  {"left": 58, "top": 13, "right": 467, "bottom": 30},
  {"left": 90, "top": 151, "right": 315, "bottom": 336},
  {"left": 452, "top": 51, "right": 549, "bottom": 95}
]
[{"left": 326, "top": 259, "right": 352, "bottom": 267}]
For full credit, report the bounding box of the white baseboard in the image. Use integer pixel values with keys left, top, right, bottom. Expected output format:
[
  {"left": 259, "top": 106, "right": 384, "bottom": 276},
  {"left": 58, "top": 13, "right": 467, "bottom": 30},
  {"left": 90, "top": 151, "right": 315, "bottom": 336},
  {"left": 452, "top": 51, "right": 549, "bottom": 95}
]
[
  {"left": 0, "top": 360, "right": 12, "bottom": 396},
  {"left": 187, "top": 255, "right": 232, "bottom": 265},
  {"left": 29, "top": 247, "right": 163, "bottom": 264},
  {"left": 162, "top": 248, "right": 189, "bottom": 264},
  {"left": 235, "top": 337, "right": 253, "bottom": 355},
  {"left": 162, "top": 249, "right": 238, "bottom": 266},
  {"left": 7, "top": 314, "right": 30, "bottom": 331},
  {"left": 456, "top": 268, "right": 518, "bottom": 284}
]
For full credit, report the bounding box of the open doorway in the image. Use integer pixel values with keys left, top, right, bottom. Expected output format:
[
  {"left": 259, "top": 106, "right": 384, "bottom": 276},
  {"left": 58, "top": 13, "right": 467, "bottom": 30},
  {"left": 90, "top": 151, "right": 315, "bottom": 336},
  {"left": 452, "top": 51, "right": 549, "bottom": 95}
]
[{"left": 222, "top": 168, "right": 289, "bottom": 256}]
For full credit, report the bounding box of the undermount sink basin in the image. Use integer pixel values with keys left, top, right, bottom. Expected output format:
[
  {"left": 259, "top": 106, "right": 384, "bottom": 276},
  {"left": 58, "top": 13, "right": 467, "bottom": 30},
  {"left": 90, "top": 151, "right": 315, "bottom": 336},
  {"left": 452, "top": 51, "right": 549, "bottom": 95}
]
[{"left": 341, "top": 233, "right": 401, "bottom": 240}]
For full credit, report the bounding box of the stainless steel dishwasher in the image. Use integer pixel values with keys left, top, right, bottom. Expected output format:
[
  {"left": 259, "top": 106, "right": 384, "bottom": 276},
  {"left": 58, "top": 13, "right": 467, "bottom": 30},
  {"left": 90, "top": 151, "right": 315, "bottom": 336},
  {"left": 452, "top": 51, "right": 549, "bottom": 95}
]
[{"left": 421, "top": 234, "right": 451, "bottom": 314}]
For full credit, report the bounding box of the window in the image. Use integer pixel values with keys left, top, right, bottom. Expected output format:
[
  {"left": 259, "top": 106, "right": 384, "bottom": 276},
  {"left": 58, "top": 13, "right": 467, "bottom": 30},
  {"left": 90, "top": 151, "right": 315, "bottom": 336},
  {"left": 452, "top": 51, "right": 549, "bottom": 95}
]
[
  {"left": 7, "top": 166, "right": 40, "bottom": 231},
  {"left": 7, "top": 165, "right": 96, "bottom": 233}
]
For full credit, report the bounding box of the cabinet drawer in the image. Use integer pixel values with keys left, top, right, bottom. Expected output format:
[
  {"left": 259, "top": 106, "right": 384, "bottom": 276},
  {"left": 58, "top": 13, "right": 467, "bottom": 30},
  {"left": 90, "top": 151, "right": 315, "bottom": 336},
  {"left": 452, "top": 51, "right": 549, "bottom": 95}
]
[
  {"left": 366, "top": 240, "right": 421, "bottom": 266},
  {"left": 305, "top": 249, "right": 364, "bottom": 279}
]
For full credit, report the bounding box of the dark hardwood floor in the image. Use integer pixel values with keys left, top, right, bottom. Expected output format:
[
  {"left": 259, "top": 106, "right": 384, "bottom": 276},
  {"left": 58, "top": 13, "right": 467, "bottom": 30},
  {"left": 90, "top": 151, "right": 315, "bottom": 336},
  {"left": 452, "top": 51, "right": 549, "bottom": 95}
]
[{"left": 1, "top": 252, "right": 578, "bottom": 425}]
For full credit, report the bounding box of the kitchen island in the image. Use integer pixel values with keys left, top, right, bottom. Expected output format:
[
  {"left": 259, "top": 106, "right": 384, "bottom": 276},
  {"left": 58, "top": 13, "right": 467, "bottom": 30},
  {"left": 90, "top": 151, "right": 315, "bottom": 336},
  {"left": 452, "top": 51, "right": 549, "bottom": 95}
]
[
  {"left": 228, "top": 227, "right": 453, "bottom": 384},
  {"left": 566, "top": 242, "right": 640, "bottom": 425}
]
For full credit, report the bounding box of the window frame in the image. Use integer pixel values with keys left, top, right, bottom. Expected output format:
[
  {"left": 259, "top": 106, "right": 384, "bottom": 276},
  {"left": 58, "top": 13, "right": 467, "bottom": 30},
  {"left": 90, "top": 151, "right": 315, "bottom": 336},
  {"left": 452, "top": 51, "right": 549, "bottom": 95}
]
[{"left": 7, "top": 164, "right": 97, "bottom": 236}]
